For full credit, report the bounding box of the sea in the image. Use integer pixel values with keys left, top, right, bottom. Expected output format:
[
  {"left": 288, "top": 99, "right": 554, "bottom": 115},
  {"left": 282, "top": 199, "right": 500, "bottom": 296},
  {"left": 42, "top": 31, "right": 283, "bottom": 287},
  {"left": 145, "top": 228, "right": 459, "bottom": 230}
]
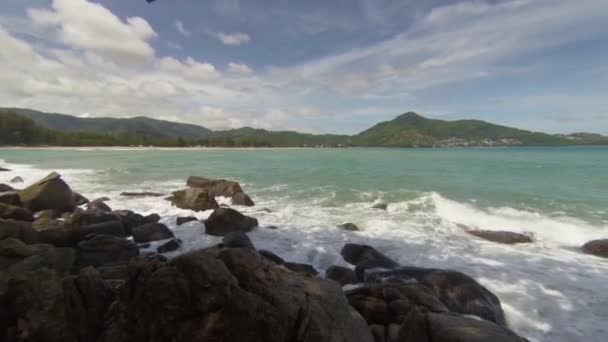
[{"left": 1, "top": 146, "right": 607, "bottom": 341}]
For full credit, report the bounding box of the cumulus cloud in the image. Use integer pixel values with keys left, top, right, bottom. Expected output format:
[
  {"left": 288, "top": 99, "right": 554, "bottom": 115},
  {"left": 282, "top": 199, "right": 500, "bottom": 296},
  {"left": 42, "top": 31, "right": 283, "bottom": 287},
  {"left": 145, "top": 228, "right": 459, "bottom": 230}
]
[
  {"left": 27, "top": 0, "right": 156, "bottom": 63},
  {"left": 228, "top": 62, "right": 253, "bottom": 75},
  {"left": 208, "top": 31, "right": 251, "bottom": 46},
  {"left": 174, "top": 20, "right": 191, "bottom": 37},
  {"left": 159, "top": 57, "right": 220, "bottom": 81}
]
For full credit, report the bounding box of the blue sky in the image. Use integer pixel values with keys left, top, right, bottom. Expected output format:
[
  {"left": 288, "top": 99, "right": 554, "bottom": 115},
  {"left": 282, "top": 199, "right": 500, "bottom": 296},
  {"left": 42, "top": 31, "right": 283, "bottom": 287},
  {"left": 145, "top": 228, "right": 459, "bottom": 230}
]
[{"left": 0, "top": 0, "right": 607, "bottom": 134}]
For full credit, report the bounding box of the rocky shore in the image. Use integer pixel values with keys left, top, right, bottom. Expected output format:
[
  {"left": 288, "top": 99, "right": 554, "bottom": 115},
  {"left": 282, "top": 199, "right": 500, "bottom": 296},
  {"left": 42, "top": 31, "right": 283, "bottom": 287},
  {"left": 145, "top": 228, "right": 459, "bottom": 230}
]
[{"left": 1, "top": 171, "right": 605, "bottom": 341}]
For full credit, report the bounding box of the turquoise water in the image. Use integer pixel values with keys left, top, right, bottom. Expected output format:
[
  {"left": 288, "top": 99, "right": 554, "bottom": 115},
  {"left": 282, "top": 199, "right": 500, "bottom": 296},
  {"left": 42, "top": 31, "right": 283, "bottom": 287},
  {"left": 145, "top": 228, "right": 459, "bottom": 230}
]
[
  {"left": 1, "top": 146, "right": 606, "bottom": 224},
  {"left": 1, "top": 147, "right": 608, "bottom": 341}
]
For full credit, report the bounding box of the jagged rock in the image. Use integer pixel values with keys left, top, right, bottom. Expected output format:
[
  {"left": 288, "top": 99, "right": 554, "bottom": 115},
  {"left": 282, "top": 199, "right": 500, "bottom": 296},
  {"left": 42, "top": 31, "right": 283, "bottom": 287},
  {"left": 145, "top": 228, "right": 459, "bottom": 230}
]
[
  {"left": 582, "top": 239, "right": 608, "bottom": 258},
  {"left": 204, "top": 207, "right": 258, "bottom": 236},
  {"left": 466, "top": 230, "right": 533, "bottom": 244},
  {"left": 176, "top": 216, "right": 198, "bottom": 225},
  {"left": 10, "top": 176, "right": 24, "bottom": 184},
  {"left": 259, "top": 249, "right": 285, "bottom": 264},
  {"left": 120, "top": 192, "right": 164, "bottom": 197},
  {"left": 365, "top": 267, "right": 507, "bottom": 327},
  {"left": 73, "top": 192, "right": 89, "bottom": 206},
  {"left": 284, "top": 262, "right": 319, "bottom": 277},
  {"left": 222, "top": 231, "right": 255, "bottom": 249},
  {"left": 76, "top": 234, "right": 139, "bottom": 267},
  {"left": 338, "top": 222, "right": 361, "bottom": 231},
  {"left": 102, "top": 248, "right": 373, "bottom": 342},
  {"left": 0, "top": 191, "right": 21, "bottom": 205},
  {"left": 132, "top": 223, "right": 174, "bottom": 243},
  {"left": 187, "top": 175, "right": 255, "bottom": 206},
  {"left": 168, "top": 188, "right": 219, "bottom": 212},
  {"left": 86, "top": 198, "right": 112, "bottom": 213},
  {"left": 0, "top": 202, "right": 34, "bottom": 221},
  {"left": 0, "top": 219, "right": 38, "bottom": 244},
  {"left": 326, "top": 265, "right": 358, "bottom": 286},
  {"left": 371, "top": 202, "right": 388, "bottom": 210},
  {"left": 341, "top": 243, "right": 400, "bottom": 271},
  {"left": 18, "top": 172, "right": 75, "bottom": 212},
  {"left": 157, "top": 238, "right": 182, "bottom": 253}
]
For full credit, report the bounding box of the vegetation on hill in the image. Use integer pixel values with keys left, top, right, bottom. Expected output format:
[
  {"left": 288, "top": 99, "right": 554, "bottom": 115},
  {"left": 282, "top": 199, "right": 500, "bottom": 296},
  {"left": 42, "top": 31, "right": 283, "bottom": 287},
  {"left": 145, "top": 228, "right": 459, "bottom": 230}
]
[{"left": 1, "top": 108, "right": 604, "bottom": 147}]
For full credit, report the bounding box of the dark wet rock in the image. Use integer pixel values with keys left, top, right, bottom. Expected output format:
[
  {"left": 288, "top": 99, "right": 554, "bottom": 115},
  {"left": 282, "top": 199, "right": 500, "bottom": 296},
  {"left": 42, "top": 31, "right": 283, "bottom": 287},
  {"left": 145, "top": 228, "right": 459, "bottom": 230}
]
[
  {"left": 157, "top": 238, "right": 182, "bottom": 253},
  {"left": 0, "top": 237, "right": 35, "bottom": 259},
  {"left": 341, "top": 243, "right": 400, "bottom": 270},
  {"left": 0, "top": 190, "right": 21, "bottom": 206},
  {"left": 326, "top": 265, "right": 358, "bottom": 286},
  {"left": 365, "top": 267, "right": 507, "bottom": 327},
  {"left": 76, "top": 234, "right": 139, "bottom": 267},
  {"left": 0, "top": 202, "right": 34, "bottom": 221},
  {"left": 222, "top": 231, "right": 255, "bottom": 249},
  {"left": 187, "top": 175, "right": 255, "bottom": 206},
  {"left": 111, "top": 210, "right": 145, "bottom": 235},
  {"left": 18, "top": 172, "right": 75, "bottom": 212},
  {"left": 466, "top": 230, "right": 533, "bottom": 244},
  {"left": 0, "top": 167, "right": 10, "bottom": 171},
  {"left": 72, "top": 192, "right": 89, "bottom": 206},
  {"left": 167, "top": 188, "right": 219, "bottom": 212},
  {"left": 0, "top": 183, "right": 14, "bottom": 192},
  {"left": 176, "top": 216, "right": 198, "bottom": 225},
  {"left": 141, "top": 213, "right": 161, "bottom": 225},
  {"left": 338, "top": 222, "right": 361, "bottom": 231},
  {"left": 35, "top": 220, "right": 126, "bottom": 248},
  {"left": 10, "top": 176, "right": 24, "bottom": 184},
  {"left": 120, "top": 191, "right": 164, "bottom": 197},
  {"left": 102, "top": 247, "right": 372, "bottom": 342},
  {"left": 0, "top": 219, "right": 38, "bottom": 244},
  {"left": 86, "top": 198, "right": 112, "bottom": 213},
  {"left": 66, "top": 210, "right": 117, "bottom": 227},
  {"left": 582, "top": 239, "right": 608, "bottom": 258},
  {"left": 265, "top": 225, "right": 279, "bottom": 230},
  {"left": 137, "top": 242, "right": 151, "bottom": 249},
  {"left": 371, "top": 202, "right": 388, "bottom": 210},
  {"left": 204, "top": 207, "right": 259, "bottom": 236},
  {"left": 284, "top": 262, "right": 319, "bottom": 277},
  {"left": 259, "top": 249, "right": 285, "bottom": 264},
  {"left": 132, "top": 223, "right": 174, "bottom": 243}
]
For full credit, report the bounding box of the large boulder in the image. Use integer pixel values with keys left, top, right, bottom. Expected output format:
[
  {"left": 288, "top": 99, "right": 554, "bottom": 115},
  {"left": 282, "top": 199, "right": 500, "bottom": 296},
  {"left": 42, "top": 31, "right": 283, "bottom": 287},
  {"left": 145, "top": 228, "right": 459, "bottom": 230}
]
[
  {"left": 66, "top": 210, "right": 118, "bottom": 227},
  {"left": 132, "top": 223, "right": 174, "bottom": 243},
  {"left": 0, "top": 219, "right": 38, "bottom": 244},
  {"left": 341, "top": 243, "right": 400, "bottom": 273},
  {"left": 365, "top": 267, "right": 507, "bottom": 327},
  {"left": 187, "top": 176, "right": 255, "bottom": 206},
  {"left": 34, "top": 221, "right": 126, "bottom": 248},
  {"left": 326, "top": 265, "right": 358, "bottom": 286},
  {"left": 102, "top": 247, "right": 373, "bottom": 342},
  {"left": 0, "top": 191, "right": 21, "bottom": 206},
  {"left": 222, "top": 231, "right": 255, "bottom": 249},
  {"left": 0, "top": 202, "right": 34, "bottom": 221},
  {"left": 168, "top": 188, "right": 219, "bottom": 212},
  {"left": 111, "top": 210, "right": 145, "bottom": 235},
  {"left": 466, "top": 230, "right": 533, "bottom": 244},
  {"left": 72, "top": 192, "right": 89, "bottom": 206},
  {"left": 87, "top": 198, "right": 112, "bottom": 213},
  {"left": 204, "top": 208, "right": 258, "bottom": 236},
  {"left": 581, "top": 239, "right": 608, "bottom": 258},
  {"left": 18, "top": 172, "right": 75, "bottom": 212},
  {"left": 76, "top": 234, "right": 139, "bottom": 267},
  {"left": 338, "top": 222, "right": 361, "bottom": 231}
]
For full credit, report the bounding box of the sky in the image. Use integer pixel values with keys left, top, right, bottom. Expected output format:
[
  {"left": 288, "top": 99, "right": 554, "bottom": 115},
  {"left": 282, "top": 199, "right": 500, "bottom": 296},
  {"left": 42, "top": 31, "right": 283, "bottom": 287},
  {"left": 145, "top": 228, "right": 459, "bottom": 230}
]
[{"left": 0, "top": 0, "right": 607, "bottom": 134}]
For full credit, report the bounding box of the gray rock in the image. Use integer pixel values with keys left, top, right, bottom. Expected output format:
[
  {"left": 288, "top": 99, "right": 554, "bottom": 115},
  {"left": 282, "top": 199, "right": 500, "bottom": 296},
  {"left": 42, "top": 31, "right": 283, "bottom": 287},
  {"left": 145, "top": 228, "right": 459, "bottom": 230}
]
[
  {"left": 86, "top": 198, "right": 112, "bottom": 213},
  {"left": 0, "top": 202, "right": 34, "bottom": 221},
  {"left": 259, "top": 249, "right": 285, "bottom": 264},
  {"left": 0, "top": 191, "right": 21, "bottom": 206},
  {"left": 157, "top": 238, "right": 182, "bottom": 253},
  {"left": 120, "top": 192, "right": 164, "bottom": 197},
  {"left": 0, "top": 183, "right": 14, "bottom": 192},
  {"left": 341, "top": 243, "right": 400, "bottom": 270},
  {"left": 371, "top": 202, "right": 388, "bottom": 210},
  {"left": 326, "top": 265, "right": 358, "bottom": 286},
  {"left": 582, "top": 239, "right": 608, "bottom": 258},
  {"left": 132, "top": 223, "right": 174, "bottom": 243},
  {"left": 284, "top": 262, "right": 319, "bottom": 277},
  {"left": 338, "top": 222, "right": 361, "bottom": 231},
  {"left": 10, "top": 176, "right": 24, "bottom": 184},
  {"left": 204, "top": 207, "right": 258, "bottom": 236},
  {"left": 18, "top": 172, "right": 75, "bottom": 212},
  {"left": 222, "top": 231, "right": 255, "bottom": 249},
  {"left": 187, "top": 175, "right": 255, "bottom": 206},
  {"left": 466, "top": 230, "right": 533, "bottom": 244},
  {"left": 176, "top": 216, "right": 198, "bottom": 225},
  {"left": 76, "top": 234, "right": 139, "bottom": 267},
  {"left": 167, "top": 188, "right": 219, "bottom": 212}
]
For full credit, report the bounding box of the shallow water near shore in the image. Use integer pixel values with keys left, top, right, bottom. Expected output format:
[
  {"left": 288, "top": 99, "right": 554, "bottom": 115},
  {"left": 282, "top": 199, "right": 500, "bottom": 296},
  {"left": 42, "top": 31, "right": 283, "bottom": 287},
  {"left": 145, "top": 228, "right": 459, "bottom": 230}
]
[{"left": 1, "top": 146, "right": 607, "bottom": 341}]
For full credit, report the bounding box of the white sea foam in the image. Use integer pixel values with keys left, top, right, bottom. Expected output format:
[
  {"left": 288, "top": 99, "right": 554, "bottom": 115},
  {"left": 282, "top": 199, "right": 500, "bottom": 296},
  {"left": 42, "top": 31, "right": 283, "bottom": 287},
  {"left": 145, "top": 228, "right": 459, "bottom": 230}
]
[{"left": 1, "top": 159, "right": 607, "bottom": 342}]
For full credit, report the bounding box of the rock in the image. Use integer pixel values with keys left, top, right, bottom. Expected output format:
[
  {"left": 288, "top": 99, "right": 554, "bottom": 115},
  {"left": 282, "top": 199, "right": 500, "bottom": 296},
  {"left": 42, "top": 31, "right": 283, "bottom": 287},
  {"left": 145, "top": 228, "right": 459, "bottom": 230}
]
[
  {"left": 10, "top": 176, "right": 24, "bottom": 184},
  {"left": 0, "top": 183, "right": 14, "bottom": 192},
  {"left": 120, "top": 192, "right": 164, "bottom": 197},
  {"left": 284, "top": 262, "right": 319, "bottom": 277},
  {"left": 365, "top": 267, "right": 507, "bottom": 326},
  {"left": 187, "top": 176, "right": 255, "bottom": 206},
  {"left": 141, "top": 213, "right": 161, "bottom": 225},
  {"left": 18, "top": 172, "right": 75, "bottom": 212},
  {"left": 338, "top": 222, "right": 361, "bottom": 231},
  {"left": 0, "top": 219, "right": 38, "bottom": 244},
  {"left": 222, "top": 231, "right": 255, "bottom": 249},
  {"left": 76, "top": 234, "right": 139, "bottom": 267},
  {"left": 341, "top": 243, "right": 400, "bottom": 271},
  {"left": 0, "top": 202, "right": 34, "bottom": 221},
  {"left": 0, "top": 167, "right": 10, "bottom": 171},
  {"left": 466, "top": 230, "right": 533, "bottom": 244},
  {"left": 86, "top": 198, "right": 112, "bottom": 213},
  {"left": 326, "top": 265, "right": 358, "bottom": 286},
  {"left": 259, "top": 249, "right": 285, "bottom": 264},
  {"left": 0, "top": 191, "right": 21, "bottom": 205},
  {"left": 111, "top": 210, "right": 145, "bottom": 235},
  {"left": 157, "top": 238, "right": 182, "bottom": 253},
  {"left": 35, "top": 220, "right": 126, "bottom": 248},
  {"left": 168, "top": 188, "right": 219, "bottom": 212},
  {"left": 204, "top": 207, "right": 259, "bottom": 236},
  {"left": 176, "top": 216, "right": 198, "bottom": 225},
  {"left": 582, "top": 239, "right": 608, "bottom": 258},
  {"left": 132, "top": 223, "right": 174, "bottom": 243},
  {"left": 72, "top": 192, "right": 89, "bottom": 206},
  {"left": 102, "top": 247, "right": 373, "bottom": 342},
  {"left": 371, "top": 202, "right": 388, "bottom": 210},
  {"left": 0, "top": 237, "right": 35, "bottom": 259},
  {"left": 66, "top": 210, "right": 117, "bottom": 227},
  {"left": 265, "top": 225, "right": 279, "bottom": 230}
]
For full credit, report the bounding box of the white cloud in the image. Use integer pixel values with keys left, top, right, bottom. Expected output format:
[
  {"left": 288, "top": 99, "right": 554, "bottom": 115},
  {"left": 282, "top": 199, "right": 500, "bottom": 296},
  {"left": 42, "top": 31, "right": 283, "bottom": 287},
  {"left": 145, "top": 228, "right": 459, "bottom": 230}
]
[
  {"left": 159, "top": 57, "right": 220, "bottom": 81},
  {"left": 174, "top": 20, "right": 191, "bottom": 37},
  {"left": 28, "top": 0, "right": 156, "bottom": 63},
  {"left": 209, "top": 31, "right": 251, "bottom": 46},
  {"left": 228, "top": 62, "right": 253, "bottom": 75}
]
